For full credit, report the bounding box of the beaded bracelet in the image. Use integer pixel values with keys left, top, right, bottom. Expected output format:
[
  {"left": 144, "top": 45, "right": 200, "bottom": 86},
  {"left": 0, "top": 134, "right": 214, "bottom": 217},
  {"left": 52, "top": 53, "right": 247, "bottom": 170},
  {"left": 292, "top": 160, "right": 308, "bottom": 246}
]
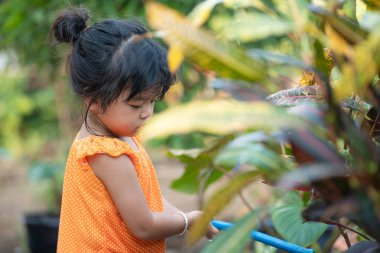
[{"left": 176, "top": 211, "right": 188, "bottom": 236}]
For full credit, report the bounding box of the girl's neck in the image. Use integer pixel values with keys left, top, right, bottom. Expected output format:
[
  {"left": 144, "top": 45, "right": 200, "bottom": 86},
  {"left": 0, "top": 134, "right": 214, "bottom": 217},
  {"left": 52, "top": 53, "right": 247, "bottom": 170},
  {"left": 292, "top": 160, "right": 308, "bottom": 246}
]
[
  {"left": 81, "top": 111, "right": 139, "bottom": 152},
  {"left": 84, "top": 112, "right": 118, "bottom": 138},
  {"left": 77, "top": 124, "right": 139, "bottom": 152}
]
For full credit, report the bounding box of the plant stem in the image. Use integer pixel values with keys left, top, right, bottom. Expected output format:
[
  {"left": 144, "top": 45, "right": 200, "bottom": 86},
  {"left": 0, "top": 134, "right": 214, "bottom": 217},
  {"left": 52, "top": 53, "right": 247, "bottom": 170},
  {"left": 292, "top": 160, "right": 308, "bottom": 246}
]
[
  {"left": 214, "top": 165, "right": 254, "bottom": 211},
  {"left": 369, "top": 112, "right": 379, "bottom": 137},
  {"left": 323, "top": 219, "right": 371, "bottom": 240},
  {"left": 322, "top": 227, "right": 340, "bottom": 253},
  {"left": 337, "top": 224, "right": 351, "bottom": 248},
  {"left": 198, "top": 168, "right": 212, "bottom": 210}
]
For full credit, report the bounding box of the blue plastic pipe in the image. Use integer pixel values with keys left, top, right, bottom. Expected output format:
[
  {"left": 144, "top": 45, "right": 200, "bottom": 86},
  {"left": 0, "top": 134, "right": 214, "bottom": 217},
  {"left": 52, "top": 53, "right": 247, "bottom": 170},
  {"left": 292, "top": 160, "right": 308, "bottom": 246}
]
[{"left": 211, "top": 220, "right": 314, "bottom": 253}]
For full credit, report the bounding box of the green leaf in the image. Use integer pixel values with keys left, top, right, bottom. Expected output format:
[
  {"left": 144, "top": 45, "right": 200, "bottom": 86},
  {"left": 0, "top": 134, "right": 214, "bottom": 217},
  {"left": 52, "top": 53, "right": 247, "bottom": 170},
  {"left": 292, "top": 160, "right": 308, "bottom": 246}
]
[
  {"left": 170, "top": 163, "right": 201, "bottom": 193},
  {"left": 169, "top": 136, "right": 233, "bottom": 193},
  {"left": 271, "top": 191, "right": 328, "bottom": 247},
  {"left": 140, "top": 99, "right": 312, "bottom": 141},
  {"left": 248, "top": 49, "right": 309, "bottom": 69},
  {"left": 223, "top": 0, "right": 275, "bottom": 10},
  {"left": 170, "top": 163, "right": 223, "bottom": 194},
  {"left": 200, "top": 210, "right": 262, "bottom": 253},
  {"left": 214, "top": 133, "right": 289, "bottom": 176},
  {"left": 311, "top": 5, "right": 368, "bottom": 45},
  {"left": 187, "top": 170, "right": 260, "bottom": 244},
  {"left": 221, "top": 14, "right": 294, "bottom": 42},
  {"left": 362, "top": 0, "right": 380, "bottom": 10},
  {"left": 146, "top": 2, "right": 267, "bottom": 82},
  {"left": 337, "top": 33, "right": 380, "bottom": 101},
  {"left": 342, "top": 0, "right": 358, "bottom": 22},
  {"left": 341, "top": 95, "right": 372, "bottom": 114}
]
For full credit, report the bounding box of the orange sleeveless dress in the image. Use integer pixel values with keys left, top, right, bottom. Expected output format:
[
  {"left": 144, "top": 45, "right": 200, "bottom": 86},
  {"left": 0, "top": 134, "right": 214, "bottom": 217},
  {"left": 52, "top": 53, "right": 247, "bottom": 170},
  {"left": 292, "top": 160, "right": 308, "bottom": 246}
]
[{"left": 57, "top": 135, "right": 165, "bottom": 252}]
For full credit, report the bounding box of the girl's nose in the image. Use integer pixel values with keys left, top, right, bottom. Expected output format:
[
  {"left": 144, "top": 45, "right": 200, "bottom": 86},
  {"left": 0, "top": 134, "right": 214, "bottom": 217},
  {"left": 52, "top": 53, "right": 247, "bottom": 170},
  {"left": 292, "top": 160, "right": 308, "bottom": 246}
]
[{"left": 140, "top": 103, "right": 153, "bottom": 119}]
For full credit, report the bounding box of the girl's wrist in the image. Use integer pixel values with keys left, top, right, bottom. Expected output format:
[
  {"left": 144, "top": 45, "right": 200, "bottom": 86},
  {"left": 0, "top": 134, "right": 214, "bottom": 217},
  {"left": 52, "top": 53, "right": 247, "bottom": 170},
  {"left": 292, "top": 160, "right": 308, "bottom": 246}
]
[{"left": 176, "top": 211, "right": 188, "bottom": 236}]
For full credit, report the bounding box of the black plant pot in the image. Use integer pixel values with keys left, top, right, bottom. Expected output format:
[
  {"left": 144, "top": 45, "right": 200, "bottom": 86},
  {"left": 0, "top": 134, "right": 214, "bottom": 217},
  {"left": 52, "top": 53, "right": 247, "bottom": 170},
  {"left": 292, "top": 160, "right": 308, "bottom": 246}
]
[{"left": 24, "top": 213, "right": 59, "bottom": 253}]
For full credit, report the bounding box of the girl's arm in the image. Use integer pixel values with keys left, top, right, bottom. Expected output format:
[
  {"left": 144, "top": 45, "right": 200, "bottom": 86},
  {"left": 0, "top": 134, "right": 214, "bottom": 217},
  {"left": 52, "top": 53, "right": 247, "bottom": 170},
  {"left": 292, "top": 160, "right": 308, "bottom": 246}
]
[
  {"left": 163, "top": 197, "right": 181, "bottom": 214},
  {"left": 88, "top": 153, "right": 202, "bottom": 240}
]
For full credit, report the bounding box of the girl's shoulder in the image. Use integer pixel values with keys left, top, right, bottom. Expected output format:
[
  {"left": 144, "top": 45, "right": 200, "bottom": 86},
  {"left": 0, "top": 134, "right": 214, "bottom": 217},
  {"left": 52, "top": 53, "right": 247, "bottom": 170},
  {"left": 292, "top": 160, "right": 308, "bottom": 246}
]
[{"left": 73, "top": 135, "right": 139, "bottom": 162}]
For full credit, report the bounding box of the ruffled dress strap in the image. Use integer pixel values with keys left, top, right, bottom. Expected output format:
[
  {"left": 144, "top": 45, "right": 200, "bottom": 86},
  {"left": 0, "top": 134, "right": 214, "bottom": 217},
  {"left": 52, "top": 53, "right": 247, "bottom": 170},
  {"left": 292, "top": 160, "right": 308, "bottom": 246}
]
[{"left": 74, "top": 136, "right": 138, "bottom": 169}]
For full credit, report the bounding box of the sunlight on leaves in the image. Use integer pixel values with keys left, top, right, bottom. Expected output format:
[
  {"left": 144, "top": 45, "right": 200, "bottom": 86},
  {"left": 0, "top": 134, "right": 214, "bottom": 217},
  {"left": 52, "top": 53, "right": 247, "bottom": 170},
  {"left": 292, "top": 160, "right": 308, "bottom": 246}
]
[
  {"left": 188, "top": 0, "right": 223, "bottom": 27},
  {"left": 167, "top": 45, "right": 184, "bottom": 73},
  {"left": 140, "top": 99, "right": 310, "bottom": 142},
  {"left": 146, "top": 2, "right": 267, "bottom": 81},
  {"left": 221, "top": 14, "right": 294, "bottom": 42}
]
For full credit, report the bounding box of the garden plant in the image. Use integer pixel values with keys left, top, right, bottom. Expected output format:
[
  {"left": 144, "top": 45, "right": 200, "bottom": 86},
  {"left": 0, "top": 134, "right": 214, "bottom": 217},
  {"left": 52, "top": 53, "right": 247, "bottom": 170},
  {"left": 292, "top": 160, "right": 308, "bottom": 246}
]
[
  {"left": 141, "top": 0, "right": 380, "bottom": 252},
  {"left": 1, "top": 0, "right": 380, "bottom": 252}
]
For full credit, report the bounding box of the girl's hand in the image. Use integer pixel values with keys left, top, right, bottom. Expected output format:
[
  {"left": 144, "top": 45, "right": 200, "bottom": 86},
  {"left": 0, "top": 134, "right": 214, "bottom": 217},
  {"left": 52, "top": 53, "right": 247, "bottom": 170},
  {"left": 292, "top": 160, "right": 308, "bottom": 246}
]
[
  {"left": 205, "top": 222, "right": 220, "bottom": 240},
  {"left": 186, "top": 211, "right": 220, "bottom": 240}
]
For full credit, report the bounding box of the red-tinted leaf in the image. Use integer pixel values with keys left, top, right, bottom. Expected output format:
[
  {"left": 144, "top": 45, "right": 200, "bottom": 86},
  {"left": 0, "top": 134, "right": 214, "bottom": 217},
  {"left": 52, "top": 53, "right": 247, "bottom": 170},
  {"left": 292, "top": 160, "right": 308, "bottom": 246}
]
[
  {"left": 262, "top": 180, "right": 312, "bottom": 192},
  {"left": 286, "top": 129, "right": 343, "bottom": 165},
  {"left": 278, "top": 163, "right": 349, "bottom": 202},
  {"left": 266, "top": 85, "right": 324, "bottom": 107}
]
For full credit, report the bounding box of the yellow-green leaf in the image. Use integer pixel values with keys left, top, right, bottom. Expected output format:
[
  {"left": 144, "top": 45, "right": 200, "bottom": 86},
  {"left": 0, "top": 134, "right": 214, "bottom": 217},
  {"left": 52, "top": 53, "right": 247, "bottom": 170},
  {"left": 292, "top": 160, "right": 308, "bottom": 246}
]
[
  {"left": 221, "top": 14, "right": 294, "bottom": 42},
  {"left": 139, "top": 99, "right": 310, "bottom": 142},
  {"left": 335, "top": 33, "right": 380, "bottom": 100},
  {"left": 201, "top": 209, "right": 262, "bottom": 253},
  {"left": 167, "top": 45, "right": 184, "bottom": 73},
  {"left": 362, "top": 0, "right": 380, "bottom": 10},
  {"left": 187, "top": 170, "right": 260, "bottom": 245},
  {"left": 188, "top": 0, "right": 223, "bottom": 27},
  {"left": 146, "top": 2, "right": 267, "bottom": 82}
]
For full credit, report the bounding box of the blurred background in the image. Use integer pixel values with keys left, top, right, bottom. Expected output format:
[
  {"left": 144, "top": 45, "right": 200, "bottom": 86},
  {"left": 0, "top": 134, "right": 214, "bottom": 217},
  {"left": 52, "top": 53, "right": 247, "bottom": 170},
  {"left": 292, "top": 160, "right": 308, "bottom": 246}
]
[
  {"left": 2, "top": 0, "right": 380, "bottom": 253},
  {"left": 0, "top": 1, "right": 214, "bottom": 252}
]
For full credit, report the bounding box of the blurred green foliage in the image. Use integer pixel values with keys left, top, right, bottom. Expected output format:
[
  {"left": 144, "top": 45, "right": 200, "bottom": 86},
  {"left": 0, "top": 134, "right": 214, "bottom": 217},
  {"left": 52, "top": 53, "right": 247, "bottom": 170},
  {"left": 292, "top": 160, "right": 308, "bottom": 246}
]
[
  {"left": 144, "top": 0, "right": 380, "bottom": 251},
  {"left": 28, "top": 161, "right": 65, "bottom": 214},
  {"left": 0, "top": 69, "right": 58, "bottom": 157},
  {"left": 4, "top": 0, "right": 380, "bottom": 251},
  {"left": 0, "top": 0, "right": 207, "bottom": 158},
  {"left": 0, "top": 0, "right": 207, "bottom": 216},
  {"left": 0, "top": 0, "right": 204, "bottom": 68}
]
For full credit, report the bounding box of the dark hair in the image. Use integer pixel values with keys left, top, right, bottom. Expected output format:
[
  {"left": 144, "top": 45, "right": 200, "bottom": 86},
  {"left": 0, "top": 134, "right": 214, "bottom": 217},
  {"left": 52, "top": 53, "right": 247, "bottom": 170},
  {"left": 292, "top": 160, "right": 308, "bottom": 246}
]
[{"left": 50, "top": 7, "right": 176, "bottom": 130}]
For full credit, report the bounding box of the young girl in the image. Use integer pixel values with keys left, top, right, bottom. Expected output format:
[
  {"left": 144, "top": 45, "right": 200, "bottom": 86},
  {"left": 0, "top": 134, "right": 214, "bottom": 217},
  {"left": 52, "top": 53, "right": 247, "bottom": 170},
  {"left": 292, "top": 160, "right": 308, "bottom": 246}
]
[{"left": 51, "top": 7, "right": 218, "bottom": 253}]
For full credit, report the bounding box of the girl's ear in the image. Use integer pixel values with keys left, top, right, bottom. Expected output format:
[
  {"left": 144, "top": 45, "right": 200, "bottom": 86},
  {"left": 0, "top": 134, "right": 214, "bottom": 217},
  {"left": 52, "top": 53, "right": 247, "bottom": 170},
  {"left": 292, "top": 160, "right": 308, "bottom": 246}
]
[{"left": 85, "top": 98, "right": 100, "bottom": 113}]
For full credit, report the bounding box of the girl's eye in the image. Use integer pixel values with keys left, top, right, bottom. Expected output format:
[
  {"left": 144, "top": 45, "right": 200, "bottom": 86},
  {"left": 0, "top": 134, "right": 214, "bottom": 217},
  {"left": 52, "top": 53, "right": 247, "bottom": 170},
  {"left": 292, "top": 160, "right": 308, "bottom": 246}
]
[{"left": 129, "top": 104, "right": 143, "bottom": 109}]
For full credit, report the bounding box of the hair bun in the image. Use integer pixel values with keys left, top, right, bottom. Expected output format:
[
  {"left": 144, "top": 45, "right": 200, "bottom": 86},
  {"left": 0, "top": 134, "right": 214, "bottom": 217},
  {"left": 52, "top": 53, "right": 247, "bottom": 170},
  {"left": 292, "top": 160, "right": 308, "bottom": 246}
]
[{"left": 51, "top": 7, "right": 89, "bottom": 43}]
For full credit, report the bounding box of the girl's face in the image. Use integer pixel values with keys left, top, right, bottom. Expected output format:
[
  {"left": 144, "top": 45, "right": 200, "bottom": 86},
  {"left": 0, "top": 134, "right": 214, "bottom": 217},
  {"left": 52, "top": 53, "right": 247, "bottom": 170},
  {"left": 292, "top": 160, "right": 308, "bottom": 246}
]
[{"left": 89, "top": 88, "right": 157, "bottom": 137}]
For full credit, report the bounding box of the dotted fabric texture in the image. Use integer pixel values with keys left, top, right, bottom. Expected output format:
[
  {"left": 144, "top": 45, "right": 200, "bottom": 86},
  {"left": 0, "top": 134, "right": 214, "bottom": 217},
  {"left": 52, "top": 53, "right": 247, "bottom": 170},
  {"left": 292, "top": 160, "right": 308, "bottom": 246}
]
[{"left": 57, "top": 135, "right": 165, "bottom": 252}]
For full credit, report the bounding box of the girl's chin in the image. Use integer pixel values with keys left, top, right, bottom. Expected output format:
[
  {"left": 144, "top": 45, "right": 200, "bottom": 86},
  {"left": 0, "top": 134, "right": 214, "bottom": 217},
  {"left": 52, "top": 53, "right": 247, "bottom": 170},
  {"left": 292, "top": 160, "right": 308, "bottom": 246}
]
[{"left": 128, "top": 129, "right": 139, "bottom": 136}]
